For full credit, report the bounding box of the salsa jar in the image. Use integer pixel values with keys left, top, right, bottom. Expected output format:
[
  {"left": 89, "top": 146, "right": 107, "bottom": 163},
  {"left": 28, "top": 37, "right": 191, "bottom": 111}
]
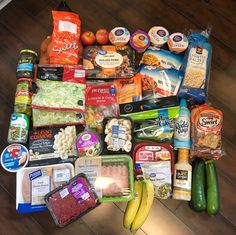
[
  {"left": 14, "top": 79, "right": 32, "bottom": 116},
  {"left": 8, "top": 113, "right": 30, "bottom": 144},
  {"left": 16, "top": 49, "right": 38, "bottom": 79}
]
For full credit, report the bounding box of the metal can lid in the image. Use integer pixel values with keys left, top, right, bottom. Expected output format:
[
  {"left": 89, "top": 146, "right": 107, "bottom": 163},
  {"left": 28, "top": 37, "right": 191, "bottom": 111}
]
[
  {"left": 20, "top": 49, "right": 38, "bottom": 57},
  {"left": 1, "top": 144, "right": 29, "bottom": 173}
]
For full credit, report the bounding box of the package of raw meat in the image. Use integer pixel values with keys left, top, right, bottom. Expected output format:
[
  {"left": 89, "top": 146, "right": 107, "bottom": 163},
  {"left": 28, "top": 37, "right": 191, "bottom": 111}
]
[
  {"left": 45, "top": 173, "right": 100, "bottom": 227},
  {"left": 49, "top": 11, "right": 81, "bottom": 64},
  {"left": 16, "top": 163, "right": 74, "bottom": 213},
  {"left": 74, "top": 155, "right": 134, "bottom": 202},
  {"left": 190, "top": 104, "right": 223, "bottom": 159}
]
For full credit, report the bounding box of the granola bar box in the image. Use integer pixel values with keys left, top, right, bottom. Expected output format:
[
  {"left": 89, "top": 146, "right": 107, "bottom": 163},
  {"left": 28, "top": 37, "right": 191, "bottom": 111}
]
[{"left": 83, "top": 45, "right": 135, "bottom": 79}]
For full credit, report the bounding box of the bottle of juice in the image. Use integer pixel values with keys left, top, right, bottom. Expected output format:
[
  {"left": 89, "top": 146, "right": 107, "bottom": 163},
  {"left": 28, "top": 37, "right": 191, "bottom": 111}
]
[
  {"left": 173, "top": 148, "right": 192, "bottom": 201},
  {"left": 174, "top": 98, "right": 190, "bottom": 149}
]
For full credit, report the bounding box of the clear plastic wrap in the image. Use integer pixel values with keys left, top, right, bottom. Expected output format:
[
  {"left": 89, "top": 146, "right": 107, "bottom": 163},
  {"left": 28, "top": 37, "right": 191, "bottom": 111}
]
[
  {"left": 190, "top": 104, "right": 223, "bottom": 160},
  {"left": 85, "top": 82, "right": 119, "bottom": 133},
  {"left": 45, "top": 173, "right": 99, "bottom": 227},
  {"left": 32, "top": 109, "right": 85, "bottom": 127},
  {"left": 32, "top": 79, "right": 86, "bottom": 112},
  {"left": 75, "top": 155, "right": 134, "bottom": 202}
]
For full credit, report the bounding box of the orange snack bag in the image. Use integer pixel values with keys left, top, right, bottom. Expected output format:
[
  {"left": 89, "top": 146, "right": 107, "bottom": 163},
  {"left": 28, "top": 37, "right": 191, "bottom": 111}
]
[
  {"left": 50, "top": 11, "right": 81, "bottom": 64},
  {"left": 115, "top": 73, "right": 142, "bottom": 104}
]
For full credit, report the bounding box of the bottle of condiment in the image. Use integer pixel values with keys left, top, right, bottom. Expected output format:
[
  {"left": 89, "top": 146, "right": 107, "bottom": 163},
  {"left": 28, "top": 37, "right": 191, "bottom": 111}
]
[
  {"left": 173, "top": 148, "right": 192, "bottom": 201},
  {"left": 174, "top": 98, "right": 190, "bottom": 149},
  {"left": 14, "top": 79, "right": 32, "bottom": 116},
  {"left": 16, "top": 49, "right": 38, "bottom": 79}
]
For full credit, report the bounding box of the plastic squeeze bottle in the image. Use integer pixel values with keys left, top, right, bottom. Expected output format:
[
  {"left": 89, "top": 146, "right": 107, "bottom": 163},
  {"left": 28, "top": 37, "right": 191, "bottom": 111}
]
[
  {"left": 173, "top": 148, "right": 192, "bottom": 201},
  {"left": 174, "top": 98, "right": 190, "bottom": 149}
]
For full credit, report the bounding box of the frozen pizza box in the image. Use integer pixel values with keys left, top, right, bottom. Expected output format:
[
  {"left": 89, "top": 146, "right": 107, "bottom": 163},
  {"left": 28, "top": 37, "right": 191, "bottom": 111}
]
[
  {"left": 28, "top": 125, "right": 83, "bottom": 166},
  {"left": 83, "top": 45, "right": 135, "bottom": 79},
  {"left": 16, "top": 163, "right": 74, "bottom": 213}
]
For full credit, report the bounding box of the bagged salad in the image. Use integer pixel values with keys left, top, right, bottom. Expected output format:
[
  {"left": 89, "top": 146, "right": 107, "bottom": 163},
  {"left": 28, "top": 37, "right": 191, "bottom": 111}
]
[
  {"left": 32, "top": 109, "right": 85, "bottom": 127},
  {"left": 85, "top": 82, "right": 119, "bottom": 133},
  {"left": 178, "top": 29, "right": 212, "bottom": 104},
  {"left": 32, "top": 73, "right": 86, "bottom": 112}
]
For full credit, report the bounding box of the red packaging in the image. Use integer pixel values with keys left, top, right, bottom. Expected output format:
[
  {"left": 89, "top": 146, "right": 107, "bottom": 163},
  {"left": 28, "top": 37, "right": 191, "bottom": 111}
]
[
  {"left": 45, "top": 173, "right": 99, "bottom": 227},
  {"left": 85, "top": 82, "right": 119, "bottom": 133},
  {"left": 50, "top": 11, "right": 81, "bottom": 65},
  {"left": 133, "top": 142, "right": 175, "bottom": 175}
]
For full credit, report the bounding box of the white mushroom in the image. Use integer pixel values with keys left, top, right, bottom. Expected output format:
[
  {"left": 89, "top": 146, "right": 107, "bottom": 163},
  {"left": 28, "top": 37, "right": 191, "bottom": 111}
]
[
  {"left": 123, "top": 141, "right": 132, "bottom": 152},
  {"left": 107, "top": 118, "right": 119, "bottom": 129},
  {"left": 105, "top": 133, "right": 112, "bottom": 143}
]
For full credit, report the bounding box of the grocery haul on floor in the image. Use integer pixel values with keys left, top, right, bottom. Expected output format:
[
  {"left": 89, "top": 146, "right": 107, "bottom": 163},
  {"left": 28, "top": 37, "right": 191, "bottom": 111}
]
[{"left": 0, "top": 0, "right": 223, "bottom": 231}]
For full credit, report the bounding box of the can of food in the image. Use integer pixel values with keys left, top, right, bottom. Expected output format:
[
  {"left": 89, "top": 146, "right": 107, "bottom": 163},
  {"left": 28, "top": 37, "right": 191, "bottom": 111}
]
[
  {"left": 148, "top": 26, "right": 169, "bottom": 47},
  {"left": 109, "top": 27, "right": 130, "bottom": 46},
  {"left": 1, "top": 144, "right": 29, "bottom": 173},
  {"left": 8, "top": 113, "right": 30, "bottom": 144},
  {"left": 14, "top": 79, "right": 32, "bottom": 116},
  {"left": 167, "top": 33, "right": 189, "bottom": 53},
  {"left": 16, "top": 49, "right": 38, "bottom": 79},
  {"left": 130, "top": 30, "right": 150, "bottom": 53}
]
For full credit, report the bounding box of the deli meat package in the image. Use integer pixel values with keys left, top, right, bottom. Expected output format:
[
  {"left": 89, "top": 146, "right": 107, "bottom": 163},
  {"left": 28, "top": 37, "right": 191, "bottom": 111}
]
[
  {"left": 45, "top": 173, "right": 100, "bottom": 227},
  {"left": 190, "top": 104, "right": 223, "bottom": 159},
  {"left": 16, "top": 163, "right": 74, "bottom": 213}
]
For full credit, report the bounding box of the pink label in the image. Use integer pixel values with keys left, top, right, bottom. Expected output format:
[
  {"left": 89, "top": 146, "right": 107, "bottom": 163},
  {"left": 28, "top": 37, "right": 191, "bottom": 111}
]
[
  {"left": 86, "top": 84, "right": 117, "bottom": 106},
  {"left": 76, "top": 133, "right": 100, "bottom": 156},
  {"left": 69, "top": 178, "right": 90, "bottom": 203}
]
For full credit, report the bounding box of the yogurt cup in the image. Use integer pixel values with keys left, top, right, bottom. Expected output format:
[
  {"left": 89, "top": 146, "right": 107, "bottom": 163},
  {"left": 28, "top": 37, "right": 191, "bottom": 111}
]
[
  {"left": 130, "top": 30, "right": 150, "bottom": 53},
  {"left": 167, "top": 32, "right": 189, "bottom": 53},
  {"left": 148, "top": 26, "right": 169, "bottom": 47},
  {"left": 1, "top": 144, "right": 29, "bottom": 173},
  {"left": 109, "top": 27, "right": 130, "bottom": 46}
]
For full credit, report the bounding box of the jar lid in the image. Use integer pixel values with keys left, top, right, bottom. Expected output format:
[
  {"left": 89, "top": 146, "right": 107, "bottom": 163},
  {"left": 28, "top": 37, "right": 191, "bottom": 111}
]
[
  {"left": 109, "top": 27, "right": 130, "bottom": 46},
  {"left": 148, "top": 26, "right": 169, "bottom": 47},
  {"left": 1, "top": 144, "right": 29, "bottom": 173},
  {"left": 130, "top": 30, "right": 150, "bottom": 51},
  {"left": 20, "top": 49, "right": 38, "bottom": 57}
]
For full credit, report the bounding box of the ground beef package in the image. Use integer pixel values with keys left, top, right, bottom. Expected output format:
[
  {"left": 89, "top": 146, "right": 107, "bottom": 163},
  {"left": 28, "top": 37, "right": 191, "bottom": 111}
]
[{"left": 45, "top": 173, "right": 100, "bottom": 227}]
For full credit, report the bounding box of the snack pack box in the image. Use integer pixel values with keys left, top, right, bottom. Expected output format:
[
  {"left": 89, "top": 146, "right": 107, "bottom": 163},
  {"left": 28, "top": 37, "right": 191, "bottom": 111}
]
[
  {"left": 74, "top": 155, "right": 134, "bottom": 202},
  {"left": 45, "top": 173, "right": 100, "bottom": 227},
  {"left": 16, "top": 163, "right": 74, "bottom": 213},
  {"left": 83, "top": 45, "right": 135, "bottom": 79}
]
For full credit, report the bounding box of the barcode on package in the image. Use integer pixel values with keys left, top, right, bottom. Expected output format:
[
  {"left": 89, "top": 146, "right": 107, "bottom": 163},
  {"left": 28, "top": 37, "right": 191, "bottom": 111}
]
[
  {"left": 81, "top": 192, "right": 90, "bottom": 200},
  {"left": 54, "top": 169, "right": 70, "bottom": 183},
  {"left": 74, "top": 69, "right": 85, "bottom": 78},
  {"left": 60, "top": 188, "right": 69, "bottom": 199}
]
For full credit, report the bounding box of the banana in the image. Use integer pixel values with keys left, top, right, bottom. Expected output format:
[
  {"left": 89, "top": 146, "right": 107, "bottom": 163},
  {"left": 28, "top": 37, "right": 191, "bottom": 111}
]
[
  {"left": 130, "top": 179, "right": 154, "bottom": 233},
  {"left": 123, "top": 180, "right": 143, "bottom": 229}
]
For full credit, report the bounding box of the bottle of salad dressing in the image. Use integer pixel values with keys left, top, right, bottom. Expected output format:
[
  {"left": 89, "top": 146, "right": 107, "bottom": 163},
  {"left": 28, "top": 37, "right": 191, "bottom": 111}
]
[{"left": 173, "top": 148, "right": 192, "bottom": 201}]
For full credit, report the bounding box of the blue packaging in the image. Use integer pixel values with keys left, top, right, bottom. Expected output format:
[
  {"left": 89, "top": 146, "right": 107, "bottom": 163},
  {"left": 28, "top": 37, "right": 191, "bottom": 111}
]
[
  {"left": 178, "top": 29, "right": 212, "bottom": 104},
  {"left": 174, "top": 99, "right": 190, "bottom": 149}
]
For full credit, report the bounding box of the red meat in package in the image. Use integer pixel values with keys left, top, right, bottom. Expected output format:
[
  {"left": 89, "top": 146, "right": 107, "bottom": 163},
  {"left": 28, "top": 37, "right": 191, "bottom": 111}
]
[
  {"left": 50, "top": 11, "right": 81, "bottom": 65},
  {"left": 190, "top": 104, "right": 223, "bottom": 160}
]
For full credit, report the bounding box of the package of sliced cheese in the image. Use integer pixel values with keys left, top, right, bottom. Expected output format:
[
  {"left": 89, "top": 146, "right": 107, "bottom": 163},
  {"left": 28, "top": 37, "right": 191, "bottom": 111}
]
[{"left": 16, "top": 163, "right": 74, "bottom": 213}]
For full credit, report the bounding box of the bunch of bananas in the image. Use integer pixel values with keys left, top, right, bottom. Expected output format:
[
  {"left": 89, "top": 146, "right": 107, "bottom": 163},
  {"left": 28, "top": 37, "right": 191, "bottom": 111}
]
[{"left": 123, "top": 178, "right": 154, "bottom": 233}]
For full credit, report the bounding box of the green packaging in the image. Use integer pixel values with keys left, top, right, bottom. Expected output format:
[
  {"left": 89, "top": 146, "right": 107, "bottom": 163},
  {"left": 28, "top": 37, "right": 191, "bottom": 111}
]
[
  {"left": 75, "top": 155, "right": 134, "bottom": 202},
  {"left": 8, "top": 113, "right": 29, "bottom": 144}
]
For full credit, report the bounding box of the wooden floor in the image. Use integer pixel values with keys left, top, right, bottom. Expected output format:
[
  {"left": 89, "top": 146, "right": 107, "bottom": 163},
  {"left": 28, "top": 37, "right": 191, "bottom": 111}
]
[{"left": 0, "top": 0, "right": 235, "bottom": 234}]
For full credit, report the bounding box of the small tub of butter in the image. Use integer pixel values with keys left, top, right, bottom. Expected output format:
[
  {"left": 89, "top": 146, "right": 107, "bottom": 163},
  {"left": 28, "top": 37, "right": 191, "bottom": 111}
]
[
  {"left": 148, "top": 26, "right": 169, "bottom": 47},
  {"left": 167, "top": 33, "right": 189, "bottom": 53}
]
